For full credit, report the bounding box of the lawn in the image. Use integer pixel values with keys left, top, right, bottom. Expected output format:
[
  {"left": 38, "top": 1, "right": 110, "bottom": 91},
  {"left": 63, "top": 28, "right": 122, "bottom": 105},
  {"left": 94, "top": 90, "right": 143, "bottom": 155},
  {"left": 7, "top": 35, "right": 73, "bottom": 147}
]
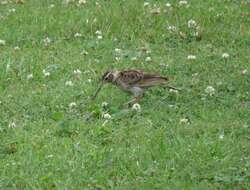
[{"left": 0, "top": 0, "right": 249, "bottom": 189}]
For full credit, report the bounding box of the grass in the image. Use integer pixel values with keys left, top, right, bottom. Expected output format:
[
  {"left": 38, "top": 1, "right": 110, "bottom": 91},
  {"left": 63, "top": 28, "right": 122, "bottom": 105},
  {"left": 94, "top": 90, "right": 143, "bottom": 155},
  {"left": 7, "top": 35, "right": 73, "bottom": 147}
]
[{"left": 0, "top": 0, "right": 250, "bottom": 189}]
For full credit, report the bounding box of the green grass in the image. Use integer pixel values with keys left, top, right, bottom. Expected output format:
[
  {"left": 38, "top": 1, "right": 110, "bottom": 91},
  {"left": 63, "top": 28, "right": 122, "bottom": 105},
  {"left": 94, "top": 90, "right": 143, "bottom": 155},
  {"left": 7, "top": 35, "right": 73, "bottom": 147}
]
[{"left": 0, "top": 0, "right": 250, "bottom": 189}]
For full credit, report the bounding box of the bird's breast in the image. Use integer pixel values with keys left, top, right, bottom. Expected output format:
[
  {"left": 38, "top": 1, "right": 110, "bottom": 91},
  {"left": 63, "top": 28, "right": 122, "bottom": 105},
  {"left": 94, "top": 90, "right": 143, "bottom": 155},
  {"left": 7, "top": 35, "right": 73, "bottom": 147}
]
[{"left": 113, "top": 80, "right": 131, "bottom": 92}]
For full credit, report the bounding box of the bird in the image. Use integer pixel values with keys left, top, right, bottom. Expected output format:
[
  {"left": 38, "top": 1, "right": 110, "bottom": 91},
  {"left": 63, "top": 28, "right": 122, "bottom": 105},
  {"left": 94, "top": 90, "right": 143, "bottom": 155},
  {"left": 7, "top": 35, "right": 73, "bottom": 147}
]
[{"left": 92, "top": 69, "right": 180, "bottom": 106}]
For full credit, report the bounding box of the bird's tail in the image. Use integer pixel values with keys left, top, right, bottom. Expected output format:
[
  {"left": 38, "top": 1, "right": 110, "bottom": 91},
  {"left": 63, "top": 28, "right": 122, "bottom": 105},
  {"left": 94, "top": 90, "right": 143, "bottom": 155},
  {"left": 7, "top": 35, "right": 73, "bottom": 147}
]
[
  {"left": 138, "top": 76, "right": 168, "bottom": 87},
  {"left": 138, "top": 75, "right": 181, "bottom": 90},
  {"left": 152, "top": 77, "right": 181, "bottom": 91},
  {"left": 155, "top": 76, "right": 181, "bottom": 91}
]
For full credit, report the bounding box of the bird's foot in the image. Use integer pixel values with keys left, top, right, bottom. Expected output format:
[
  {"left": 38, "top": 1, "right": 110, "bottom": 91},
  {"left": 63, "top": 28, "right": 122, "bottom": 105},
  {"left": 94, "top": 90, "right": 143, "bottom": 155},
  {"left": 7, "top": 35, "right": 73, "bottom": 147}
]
[
  {"left": 124, "top": 98, "right": 141, "bottom": 108},
  {"left": 121, "top": 101, "right": 133, "bottom": 108},
  {"left": 127, "top": 102, "right": 135, "bottom": 107}
]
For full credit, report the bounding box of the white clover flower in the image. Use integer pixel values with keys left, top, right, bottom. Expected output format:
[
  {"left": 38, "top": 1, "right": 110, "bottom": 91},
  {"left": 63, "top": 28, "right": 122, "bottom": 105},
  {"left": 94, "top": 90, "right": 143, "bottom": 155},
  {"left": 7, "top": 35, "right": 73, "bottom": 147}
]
[
  {"left": 187, "top": 55, "right": 196, "bottom": 60},
  {"left": 217, "top": 81, "right": 223, "bottom": 86},
  {"left": 8, "top": 8, "right": 16, "bottom": 13},
  {"left": 97, "top": 35, "right": 103, "bottom": 40},
  {"left": 136, "top": 160, "right": 139, "bottom": 166},
  {"left": 132, "top": 103, "right": 141, "bottom": 112},
  {"left": 6, "top": 63, "right": 10, "bottom": 71},
  {"left": 167, "top": 25, "right": 176, "bottom": 31},
  {"left": 49, "top": 4, "right": 55, "bottom": 8},
  {"left": 222, "top": 53, "right": 229, "bottom": 59},
  {"left": 216, "top": 13, "right": 223, "bottom": 18},
  {"left": 243, "top": 124, "right": 248, "bottom": 129},
  {"left": 27, "top": 73, "right": 33, "bottom": 80},
  {"left": 78, "top": 0, "right": 86, "bottom": 5},
  {"left": 8, "top": 122, "right": 17, "bottom": 128},
  {"left": 69, "top": 102, "right": 77, "bottom": 109},
  {"left": 131, "top": 57, "right": 138, "bottom": 61},
  {"left": 0, "top": 0, "right": 8, "bottom": 5},
  {"left": 101, "top": 101, "right": 108, "bottom": 107},
  {"left": 87, "top": 79, "right": 92, "bottom": 83},
  {"left": 95, "top": 30, "right": 102, "bottom": 35},
  {"left": 193, "top": 31, "right": 199, "bottom": 37},
  {"left": 14, "top": 46, "right": 20, "bottom": 51},
  {"left": 42, "top": 69, "right": 50, "bottom": 77},
  {"left": 146, "top": 49, "right": 151, "bottom": 54},
  {"left": 74, "top": 32, "right": 82, "bottom": 37},
  {"left": 187, "top": 19, "right": 197, "bottom": 28},
  {"left": 65, "top": 80, "right": 74, "bottom": 86},
  {"left": 115, "top": 48, "right": 122, "bottom": 53},
  {"left": 0, "top": 39, "right": 6, "bottom": 46},
  {"left": 165, "top": 3, "right": 171, "bottom": 7},
  {"left": 168, "top": 104, "right": 175, "bottom": 108},
  {"left": 205, "top": 86, "right": 215, "bottom": 96},
  {"left": 102, "top": 120, "right": 109, "bottom": 126},
  {"left": 242, "top": 69, "right": 248, "bottom": 75},
  {"left": 46, "top": 154, "right": 54, "bottom": 159},
  {"left": 219, "top": 134, "right": 224, "bottom": 140},
  {"left": 83, "top": 70, "right": 91, "bottom": 74},
  {"left": 43, "top": 37, "right": 51, "bottom": 46},
  {"left": 159, "top": 63, "right": 169, "bottom": 68},
  {"left": 115, "top": 57, "right": 121, "bottom": 62},
  {"left": 179, "top": 0, "right": 188, "bottom": 5},
  {"left": 44, "top": 72, "right": 50, "bottom": 77},
  {"left": 150, "top": 7, "right": 161, "bottom": 14},
  {"left": 169, "top": 89, "right": 178, "bottom": 94},
  {"left": 192, "top": 73, "right": 199, "bottom": 77},
  {"left": 73, "top": 69, "right": 82, "bottom": 75},
  {"left": 102, "top": 113, "right": 111, "bottom": 120},
  {"left": 179, "top": 118, "right": 189, "bottom": 124},
  {"left": 80, "top": 49, "right": 88, "bottom": 55},
  {"left": 145, "top": 56, "right": 152, "bottom": 62},
  {"left": 143, "top": 2, "right": 150, "bottom": 7}
]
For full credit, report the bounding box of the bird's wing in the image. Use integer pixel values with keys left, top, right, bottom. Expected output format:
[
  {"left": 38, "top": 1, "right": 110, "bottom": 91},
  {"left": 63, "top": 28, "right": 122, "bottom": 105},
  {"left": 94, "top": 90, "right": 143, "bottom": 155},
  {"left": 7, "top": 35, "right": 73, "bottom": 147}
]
[
  {"left": 119, "top": 70, "right": 144, "bottom": 85},
  {"left": 119, "top": 70, "right": 169, "bottom": 87},
  {"left": 136, "top": 74, "right": 169, "bottom": 87}
]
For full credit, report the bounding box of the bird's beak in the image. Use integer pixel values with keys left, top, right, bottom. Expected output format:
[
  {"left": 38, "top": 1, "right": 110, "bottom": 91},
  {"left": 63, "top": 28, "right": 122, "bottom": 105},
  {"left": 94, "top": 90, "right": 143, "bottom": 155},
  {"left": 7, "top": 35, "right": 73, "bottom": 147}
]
[{"left": 92, "top": 81, "right": 104, "bottom": 100}]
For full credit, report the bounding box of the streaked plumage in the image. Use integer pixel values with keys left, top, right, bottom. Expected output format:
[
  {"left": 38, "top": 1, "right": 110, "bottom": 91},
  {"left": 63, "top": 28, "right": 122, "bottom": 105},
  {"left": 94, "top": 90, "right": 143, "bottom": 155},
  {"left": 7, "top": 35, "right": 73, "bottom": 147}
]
[{"left": 92, "top": 69, "right": 179, "bottom": 106}]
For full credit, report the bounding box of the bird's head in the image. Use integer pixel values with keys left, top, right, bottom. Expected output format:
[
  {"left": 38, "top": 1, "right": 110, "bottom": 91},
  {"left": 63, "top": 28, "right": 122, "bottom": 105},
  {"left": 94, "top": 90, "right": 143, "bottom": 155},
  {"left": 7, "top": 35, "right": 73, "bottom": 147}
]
[
  {"left": 92, "top": 70, "right": 118, "bottom": 100},
  {"left": 101, "top": 70, "right": 115, "bottom": 83}
]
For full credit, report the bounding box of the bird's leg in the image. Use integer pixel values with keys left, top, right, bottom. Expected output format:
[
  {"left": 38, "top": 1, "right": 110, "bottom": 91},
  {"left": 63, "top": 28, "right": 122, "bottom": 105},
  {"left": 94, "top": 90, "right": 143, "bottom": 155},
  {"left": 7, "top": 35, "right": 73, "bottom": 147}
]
[
  {"left": 126, "top": 95, "right": 142, "bottom": 107},
  {"left": 124, "top": 87, "right": 144, "bottom": 107}
]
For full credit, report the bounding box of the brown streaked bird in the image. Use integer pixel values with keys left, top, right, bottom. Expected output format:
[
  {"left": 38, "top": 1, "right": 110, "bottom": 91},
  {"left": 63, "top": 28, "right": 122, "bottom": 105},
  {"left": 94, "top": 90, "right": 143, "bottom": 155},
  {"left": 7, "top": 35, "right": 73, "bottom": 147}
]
[{"left": 92, "top": 69, "right": 179, "bottom": 106}]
